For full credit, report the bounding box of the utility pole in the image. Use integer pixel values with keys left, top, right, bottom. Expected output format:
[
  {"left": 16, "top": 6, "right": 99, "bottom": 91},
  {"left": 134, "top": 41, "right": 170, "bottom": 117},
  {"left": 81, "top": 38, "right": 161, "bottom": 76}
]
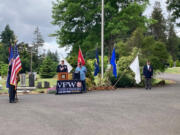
[
  {"left": 101, "top": 0, "right": 104, "bottom": 79},
  {"left": 30, "top": 47, "right": 32, "bottom": 73},
  {"left": 28, "top": 44, "right": 35, "bottom": 87}
]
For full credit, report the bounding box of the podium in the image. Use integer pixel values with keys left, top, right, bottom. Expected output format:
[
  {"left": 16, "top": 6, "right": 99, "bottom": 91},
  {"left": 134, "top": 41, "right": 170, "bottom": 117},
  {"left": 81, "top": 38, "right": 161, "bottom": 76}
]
[{"left": 58, "top": 72, "right": 68, "bottom": 80}]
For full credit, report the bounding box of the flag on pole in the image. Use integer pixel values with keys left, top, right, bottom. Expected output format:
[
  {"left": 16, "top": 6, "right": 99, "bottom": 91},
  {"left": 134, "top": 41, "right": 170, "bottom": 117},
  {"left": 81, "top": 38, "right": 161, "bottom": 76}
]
[
  {"left": 110, "top": 48, "right": 117, "bottom": 78},
  {"left": 94, "top": 48, "right": 99, "bottom": 76},
  {"left": 6, "top": 45, "right": 14, "bottom": 88},
  {"left": 78, "top": 47, "right": 85, "bottom": 65},
  {"left": 10, "top": 45, "right": 22, "bottom": 86},
  {"left": 129, "top": 55, "right": 141, "bottom": 84}
]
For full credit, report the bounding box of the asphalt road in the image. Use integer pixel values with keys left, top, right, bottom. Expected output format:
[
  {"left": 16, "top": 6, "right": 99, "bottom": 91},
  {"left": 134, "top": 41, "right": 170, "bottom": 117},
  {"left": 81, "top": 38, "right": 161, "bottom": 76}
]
[{"left": 0, "top": 73, "right": 180, "bottom": 135}]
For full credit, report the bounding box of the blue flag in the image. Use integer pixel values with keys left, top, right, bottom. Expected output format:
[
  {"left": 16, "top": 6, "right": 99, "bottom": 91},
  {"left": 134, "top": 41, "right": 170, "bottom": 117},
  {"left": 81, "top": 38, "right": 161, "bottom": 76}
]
[
  {"left": 94, "top": 49, "right": 99, "bottom": 76},
  {"left": 6, "top": 45, "right": 13, "bottom": 88},
  {"left": 110, "top": 48, "right": 117, "bottom": 78}
]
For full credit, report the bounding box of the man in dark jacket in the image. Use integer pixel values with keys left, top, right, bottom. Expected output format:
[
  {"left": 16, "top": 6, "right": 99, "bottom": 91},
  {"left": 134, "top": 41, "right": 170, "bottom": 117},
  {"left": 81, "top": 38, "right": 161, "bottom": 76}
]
[
  {"left": 56, "top": 60, "right": 68, "bottom": 72},
  {"left": 143, "top": 61, "right": 153, "bottom": 90},
  {"left": 7, "top": 60, "right": 16, "bottom": 103}
]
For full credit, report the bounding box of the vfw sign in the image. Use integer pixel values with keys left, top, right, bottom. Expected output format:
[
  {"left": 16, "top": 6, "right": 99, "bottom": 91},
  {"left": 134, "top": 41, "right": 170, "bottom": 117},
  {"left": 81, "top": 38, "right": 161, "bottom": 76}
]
[{"left": 56, "top": 80, "right": 82, "bottom": 94}]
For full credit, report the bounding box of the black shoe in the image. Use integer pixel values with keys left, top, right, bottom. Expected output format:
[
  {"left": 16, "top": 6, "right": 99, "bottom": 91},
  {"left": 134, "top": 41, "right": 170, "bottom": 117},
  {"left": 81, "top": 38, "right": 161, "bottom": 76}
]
[
  {"left": 9, "top": 100, "right": 16, "bottom": 103},
  {"left": 13, "top": 101, "right": 16, "bottom": 103}
]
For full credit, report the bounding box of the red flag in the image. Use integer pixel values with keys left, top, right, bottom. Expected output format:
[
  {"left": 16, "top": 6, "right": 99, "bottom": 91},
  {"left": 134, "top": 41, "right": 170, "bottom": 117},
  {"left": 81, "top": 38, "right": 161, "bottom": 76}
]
[
  {"left": 78, "top": 48, "right": 85, "bottom": 65},
  {"left": 10, "top": 45, "right": 22, "bottom": 86}
]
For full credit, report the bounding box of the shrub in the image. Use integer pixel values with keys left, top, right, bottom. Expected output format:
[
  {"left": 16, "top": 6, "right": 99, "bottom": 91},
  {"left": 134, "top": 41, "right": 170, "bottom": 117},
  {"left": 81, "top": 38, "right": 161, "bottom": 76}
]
[
  {"left": 0, "top": 61, "right": 8, "bottom": 77},
  {"left": 110, "top": 73, "right": 134, "bottom": 87},
  {"left": 168, "top": 55, "right": 173, "bottom": 67},
  {"left": 176, "top": 60, "right": 180, "bottom": 67}
]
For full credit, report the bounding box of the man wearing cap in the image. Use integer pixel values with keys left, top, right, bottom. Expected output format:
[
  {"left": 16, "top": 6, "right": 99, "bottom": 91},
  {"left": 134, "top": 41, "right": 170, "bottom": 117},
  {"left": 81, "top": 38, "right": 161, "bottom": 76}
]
[{"left": 56, "top": 60, "right": 68, "bottom": 72}]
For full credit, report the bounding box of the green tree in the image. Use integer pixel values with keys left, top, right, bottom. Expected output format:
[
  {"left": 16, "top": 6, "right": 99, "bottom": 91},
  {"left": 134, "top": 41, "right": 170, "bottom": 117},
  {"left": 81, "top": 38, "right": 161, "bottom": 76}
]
[
  {"left": 150, "top": 2, "right": 167, "bottom": 43},
  {"left": 167, "top": 0, "right": 180, "bottom": 25},
  {"left": 17, "top": 42, "right": 31, "bottom": 73},
  {"left": 0, "top": 24, "right": 15, "bottom": 63},
  {"left": 141, "top": 36, "right": 169, "bottom": 71},
  {"left": 0, "top": 61, "right": 8, "bottom": 77},
  {"left": 39, "top": 57, "right": 56, "bottom": 78},
  {"left": 116, "top": 28, "right": 169, "bottom": 71},
  {"left": 52, "top": 0, "right": 149, "bottom": 59},
  {"left": 167, "top": 22, "right": 179, "bottom": 62},
  {"left": 116, "top": 28, "right": 144, "bottom": 57},
  {"left": 0, "top": 24, "right": 15, "bottom": 45},
  {"left": 46, "top": 50, "right": 59, "bottom": 63}
]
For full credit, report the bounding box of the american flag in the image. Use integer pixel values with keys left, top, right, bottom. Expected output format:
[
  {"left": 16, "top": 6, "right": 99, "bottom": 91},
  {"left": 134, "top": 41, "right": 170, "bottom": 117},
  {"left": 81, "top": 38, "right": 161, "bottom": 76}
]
[{"left": 10, "top": 45, "right": 22, "bottom": 86}]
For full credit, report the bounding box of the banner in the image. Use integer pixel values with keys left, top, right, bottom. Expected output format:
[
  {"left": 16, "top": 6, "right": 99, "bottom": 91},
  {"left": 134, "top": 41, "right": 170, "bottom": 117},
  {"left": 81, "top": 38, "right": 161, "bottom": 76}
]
[{"left": 56, "top": 80, "right": 83, "bottom": 94}]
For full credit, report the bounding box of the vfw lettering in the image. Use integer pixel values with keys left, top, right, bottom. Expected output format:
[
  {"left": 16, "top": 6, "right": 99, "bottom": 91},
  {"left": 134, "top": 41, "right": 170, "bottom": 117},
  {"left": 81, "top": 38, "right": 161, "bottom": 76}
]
[{"left": 57, "top": 81, "right": 79, "bottom": 88}]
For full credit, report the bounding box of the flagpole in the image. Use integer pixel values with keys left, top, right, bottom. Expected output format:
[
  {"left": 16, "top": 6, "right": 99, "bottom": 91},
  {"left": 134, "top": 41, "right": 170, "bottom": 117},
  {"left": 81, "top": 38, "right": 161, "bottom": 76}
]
[{"left": 101, "top": 0, "right": 104, "bottom": 79}]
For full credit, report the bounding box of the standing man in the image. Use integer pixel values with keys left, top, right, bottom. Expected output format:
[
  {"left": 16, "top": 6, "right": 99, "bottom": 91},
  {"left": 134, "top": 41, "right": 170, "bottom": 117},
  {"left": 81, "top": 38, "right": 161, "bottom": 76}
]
[
  {"left": 143, "top": 60, "right": 153, "bottom": 90},
  {"left": 75, "top": 62, "right": 87, "bottom": 93},
  {"left": 56, "top": 60, "right": 68, "bottom": 72},
  {"left": 7, "top": 59, "right": 16, "bottom": 103}
]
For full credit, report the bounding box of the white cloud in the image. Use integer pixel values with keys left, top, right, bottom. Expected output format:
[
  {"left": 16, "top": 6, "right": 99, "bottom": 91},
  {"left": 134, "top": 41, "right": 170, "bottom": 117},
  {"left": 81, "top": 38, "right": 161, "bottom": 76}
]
[
  {"left": 0, "top": 0, "right": 57, "bottom": 43},
  {"left": 143, "top": 0, "right": 168, "bottom": 18},
  {"left": 40, "top": 41, "right": 71, "bottom": 59}
]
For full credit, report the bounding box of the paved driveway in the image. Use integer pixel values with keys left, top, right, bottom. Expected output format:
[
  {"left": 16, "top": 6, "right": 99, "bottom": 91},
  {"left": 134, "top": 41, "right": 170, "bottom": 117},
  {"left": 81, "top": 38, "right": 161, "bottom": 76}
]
[{"left": 0, "top": 73, "right": 180, "bottom": 135}]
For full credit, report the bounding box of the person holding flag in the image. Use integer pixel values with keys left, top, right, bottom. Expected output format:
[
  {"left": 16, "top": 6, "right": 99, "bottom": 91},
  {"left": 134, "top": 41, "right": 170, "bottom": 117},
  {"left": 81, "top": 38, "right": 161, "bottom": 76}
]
[
  {"left": 7, "top": 58, "right": 15, "bottom": 103},
  {"left": 75, "top": 47, "right": 87, "bottom": 93},
  {"left": 7, "top": 42, "right": 22, "bottom": 103},
  {"left": 6, "top": 45, "right": 13, "bottom": 89}
]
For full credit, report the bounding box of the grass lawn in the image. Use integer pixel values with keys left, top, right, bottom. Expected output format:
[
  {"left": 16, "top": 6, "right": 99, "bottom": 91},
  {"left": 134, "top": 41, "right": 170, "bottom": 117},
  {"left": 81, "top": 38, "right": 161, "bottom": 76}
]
[
  {"left": 0, "top": 69, "right": 178, "bottom": 94},
  {"left": 153, "top": 78, "right": 175, "bottom": 85},
  {"left": 165, "top": 67, "right": 180, "bottom": 74},
  {"left": 0, "top": 77, "right": 8, "bottom": 94},
  {"left": 0, "top": 74, "right": 58, "bottom": 94}
]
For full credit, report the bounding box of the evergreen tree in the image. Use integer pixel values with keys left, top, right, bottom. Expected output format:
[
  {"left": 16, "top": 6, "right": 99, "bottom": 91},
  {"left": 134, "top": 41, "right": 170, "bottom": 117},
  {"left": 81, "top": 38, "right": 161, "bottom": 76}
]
[
  {"left": 0, "top": 24, "right": 15, "bottom": 45},
  {"left": 150, "top": 2, "right": 167, "bottom": 43},
  {"left": 46, "top": 50, "right": 59, "bottom": 63},
  {"left": 167, "top": 21, "right": 179, "bottom": 62},
  {"left": 39, "top": 57, "right": 56, "bottom": 78},
  {"left": 167, "top": 0, "right": 180, "bottom": 25},
  {"left": 17, "top": 42, "right": 31, "bottom": 73},
  {"left": 0, "top": 24, "right": 15, "bottom": 63}
]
